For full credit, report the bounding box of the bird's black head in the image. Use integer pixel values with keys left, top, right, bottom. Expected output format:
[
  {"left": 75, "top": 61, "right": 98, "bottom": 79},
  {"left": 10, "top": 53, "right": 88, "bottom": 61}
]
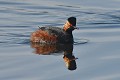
[
  {"left": 63, "top": 17, "right": 77, "bottom": 32},
  {"left": 68, "top": 17, "right": 76, "bottom": 26}
]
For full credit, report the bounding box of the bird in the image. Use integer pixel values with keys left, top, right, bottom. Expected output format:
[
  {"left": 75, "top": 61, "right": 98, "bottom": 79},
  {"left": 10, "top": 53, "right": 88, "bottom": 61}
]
[{"left": 30, "top": 17, "right": 78, "bottom": 44}]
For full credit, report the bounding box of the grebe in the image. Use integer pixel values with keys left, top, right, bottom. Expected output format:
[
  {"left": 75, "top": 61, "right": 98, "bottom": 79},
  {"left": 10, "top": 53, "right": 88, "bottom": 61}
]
[{"left": 30, "top": 17, "right": 78, "bottom": 44}]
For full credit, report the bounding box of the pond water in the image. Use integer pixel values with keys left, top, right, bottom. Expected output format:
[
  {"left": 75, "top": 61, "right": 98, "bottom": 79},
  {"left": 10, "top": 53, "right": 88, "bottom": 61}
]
[{"left": 0, "top": 0, "right": 120, "bottom": 80}]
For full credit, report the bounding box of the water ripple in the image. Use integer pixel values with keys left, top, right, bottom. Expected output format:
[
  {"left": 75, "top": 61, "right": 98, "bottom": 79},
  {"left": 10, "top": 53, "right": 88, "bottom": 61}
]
[
  {"left": 0, "top": 0, "right": 120, "bottom": 80},
  {"left": 0, "top": 1, "right": 28, "bottom": 5}
]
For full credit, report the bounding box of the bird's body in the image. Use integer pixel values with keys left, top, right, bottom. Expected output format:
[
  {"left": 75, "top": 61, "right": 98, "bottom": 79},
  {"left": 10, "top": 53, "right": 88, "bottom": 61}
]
[{"left": 30, "top": 17, "right": 77, "bottom": 44}]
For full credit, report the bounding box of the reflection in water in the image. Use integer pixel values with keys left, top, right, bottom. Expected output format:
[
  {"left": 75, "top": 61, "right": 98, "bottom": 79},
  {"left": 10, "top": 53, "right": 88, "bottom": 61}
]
[
  {"left": 31, "top": 42, "right": 78, "bottom": 71},
  {"left": 63, "top": 44, "right": 78, "bottom": 70}
]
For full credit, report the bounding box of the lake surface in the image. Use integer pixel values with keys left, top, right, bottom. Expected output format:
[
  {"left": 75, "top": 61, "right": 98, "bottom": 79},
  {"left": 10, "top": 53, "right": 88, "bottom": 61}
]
[{"left": 0, "top": 0, "right": 120, "bottom": 80}]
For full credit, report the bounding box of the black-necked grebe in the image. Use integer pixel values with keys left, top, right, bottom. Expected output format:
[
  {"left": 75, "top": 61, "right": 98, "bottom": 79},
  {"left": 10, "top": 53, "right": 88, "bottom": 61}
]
[{"left": 30, "top": 17, "right": 78, "bottom": 44}]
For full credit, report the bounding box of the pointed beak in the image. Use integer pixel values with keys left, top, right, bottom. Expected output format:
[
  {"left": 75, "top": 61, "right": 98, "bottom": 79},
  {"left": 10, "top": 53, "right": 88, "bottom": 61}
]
[
  {"left": 73, "top": 26, "right": 79, "bottom": 30},
  {"left": 70, "top": 57, "right": 78, "bottom": 61}
]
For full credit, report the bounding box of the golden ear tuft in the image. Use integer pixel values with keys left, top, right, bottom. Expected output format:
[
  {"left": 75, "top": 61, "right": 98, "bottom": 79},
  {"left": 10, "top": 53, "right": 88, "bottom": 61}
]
[{"left": 63, "top": 21, "right": 72, "bottom": 31}]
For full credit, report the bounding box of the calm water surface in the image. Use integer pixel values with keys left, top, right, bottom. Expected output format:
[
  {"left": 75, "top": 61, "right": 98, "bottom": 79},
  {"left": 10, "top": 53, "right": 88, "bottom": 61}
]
[{"left": 0, "top": 0, "right": 120, "bottom": 80}]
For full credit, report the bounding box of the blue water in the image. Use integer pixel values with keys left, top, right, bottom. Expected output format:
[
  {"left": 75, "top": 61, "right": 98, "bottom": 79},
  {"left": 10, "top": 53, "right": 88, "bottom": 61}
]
[{"left": 0, "top": 0, "right": 120, "bottom": 80}]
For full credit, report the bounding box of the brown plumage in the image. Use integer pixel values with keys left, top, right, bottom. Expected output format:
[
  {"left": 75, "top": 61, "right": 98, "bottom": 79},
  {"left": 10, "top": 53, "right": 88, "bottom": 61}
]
[{"left": 30, "top": 29, "right": 57, "bottom": 44}]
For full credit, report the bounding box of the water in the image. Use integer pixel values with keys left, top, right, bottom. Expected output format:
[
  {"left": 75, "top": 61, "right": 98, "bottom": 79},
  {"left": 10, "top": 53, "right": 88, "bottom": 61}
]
[{"left": 0, "top": 0, "right": 120, "bottom": 80}]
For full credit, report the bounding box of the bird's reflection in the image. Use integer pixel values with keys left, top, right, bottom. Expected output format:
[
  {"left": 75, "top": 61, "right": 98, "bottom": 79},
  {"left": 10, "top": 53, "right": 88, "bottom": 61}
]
[{"left": 31, "top": 42, "right": 78, "bottom": 71}]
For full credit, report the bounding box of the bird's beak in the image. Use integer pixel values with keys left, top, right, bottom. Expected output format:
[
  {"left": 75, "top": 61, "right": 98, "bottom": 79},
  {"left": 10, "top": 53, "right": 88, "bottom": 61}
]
[{"left": 73, "top": 26, "right": 79, "bottom": 30}]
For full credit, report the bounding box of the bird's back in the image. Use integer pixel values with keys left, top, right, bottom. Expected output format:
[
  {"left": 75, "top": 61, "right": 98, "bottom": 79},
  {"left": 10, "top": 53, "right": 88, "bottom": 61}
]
[{"left": 30, "top": 27, "right": 67, "bottom": 44}]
